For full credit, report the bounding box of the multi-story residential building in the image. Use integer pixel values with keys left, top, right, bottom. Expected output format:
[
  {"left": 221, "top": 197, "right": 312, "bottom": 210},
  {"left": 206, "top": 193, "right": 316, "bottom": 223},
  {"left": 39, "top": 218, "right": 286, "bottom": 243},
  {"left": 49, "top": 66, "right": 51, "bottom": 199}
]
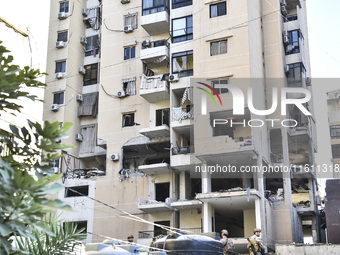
[
  {"left": 327, "top": 89, "right": 340, "bottom": 178},
  {"left": 44, "top": 0, "right": 320, "bottom": 251}
]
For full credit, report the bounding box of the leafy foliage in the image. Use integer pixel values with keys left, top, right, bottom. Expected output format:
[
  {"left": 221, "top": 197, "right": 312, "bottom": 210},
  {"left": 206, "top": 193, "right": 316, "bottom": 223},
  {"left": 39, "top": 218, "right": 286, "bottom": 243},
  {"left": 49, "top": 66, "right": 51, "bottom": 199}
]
[
  {"left": 0, "top": 41, "right": 77, "bottom": 254},
  {"left": 14, "top": 213, "right": 86, "bottom": 255}
]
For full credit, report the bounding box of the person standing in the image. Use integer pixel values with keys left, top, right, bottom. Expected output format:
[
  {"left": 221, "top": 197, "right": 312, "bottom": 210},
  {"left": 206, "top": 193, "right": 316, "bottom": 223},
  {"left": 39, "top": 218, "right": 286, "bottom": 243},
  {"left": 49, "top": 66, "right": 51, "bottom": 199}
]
[
  {"left": 247, "top": 228, "right": 264, "bottom": 255},
  {"left": 220, "top": 229, "right": 235, "bottom": 254}
]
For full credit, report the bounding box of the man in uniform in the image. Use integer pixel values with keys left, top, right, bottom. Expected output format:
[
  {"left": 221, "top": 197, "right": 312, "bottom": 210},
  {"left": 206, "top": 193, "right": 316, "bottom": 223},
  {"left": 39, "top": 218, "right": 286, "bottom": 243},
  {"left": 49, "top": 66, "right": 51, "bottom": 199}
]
[
  {"left": 220, "top": 229, "right": 235, "bottom": 254},
  {"left": 247, "top": 228, "right": 264, "bottom": 255}
]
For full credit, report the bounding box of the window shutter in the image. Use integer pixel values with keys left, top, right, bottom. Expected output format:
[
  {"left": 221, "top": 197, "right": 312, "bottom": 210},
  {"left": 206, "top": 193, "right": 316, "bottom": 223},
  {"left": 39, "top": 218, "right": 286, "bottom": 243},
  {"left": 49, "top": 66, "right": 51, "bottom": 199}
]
[
  {"left": 78, "top": 92, "right": 99, "bottom": 117},
  {"left": 80, "top": 125, "right": 96, "bottom": 154}
]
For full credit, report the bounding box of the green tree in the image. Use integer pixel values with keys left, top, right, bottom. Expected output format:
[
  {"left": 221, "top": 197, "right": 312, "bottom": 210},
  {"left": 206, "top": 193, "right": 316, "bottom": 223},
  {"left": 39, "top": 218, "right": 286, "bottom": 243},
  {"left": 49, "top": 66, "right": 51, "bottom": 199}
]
[
  {"left": 0, "top": 41, "right": 77, "bottom": 254},
  {"left": 15, "top": 213, "right": 86, "bottom": 255}
]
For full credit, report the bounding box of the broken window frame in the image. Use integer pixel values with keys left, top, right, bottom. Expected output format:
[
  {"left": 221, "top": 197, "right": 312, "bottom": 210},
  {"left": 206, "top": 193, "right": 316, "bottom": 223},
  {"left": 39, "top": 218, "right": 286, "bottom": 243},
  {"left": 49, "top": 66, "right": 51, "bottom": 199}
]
[
  {"left": 77, "top": 92, "right": 99, "bottom": 117},
  {"left": 122, "top": 78, "right": 136, "bottom": 95},
  {"left": 65, "top": 185, "right": 89, "bottom": 197},
  {"left": 172, "top": 50, "right": 193, "bottom": 77},
  {"left": 156, "top": 108, "right": 170, "bottom": 126},
  {"left": 122, "top": 113, "right": 135, "bottom": 127}
]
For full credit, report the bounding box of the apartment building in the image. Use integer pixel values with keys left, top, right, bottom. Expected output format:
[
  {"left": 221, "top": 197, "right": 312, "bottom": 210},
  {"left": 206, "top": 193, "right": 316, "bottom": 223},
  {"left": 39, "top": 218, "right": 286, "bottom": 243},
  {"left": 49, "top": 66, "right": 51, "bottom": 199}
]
[{"left": 44, "top": 0, "right": 320, "bottom": 251}]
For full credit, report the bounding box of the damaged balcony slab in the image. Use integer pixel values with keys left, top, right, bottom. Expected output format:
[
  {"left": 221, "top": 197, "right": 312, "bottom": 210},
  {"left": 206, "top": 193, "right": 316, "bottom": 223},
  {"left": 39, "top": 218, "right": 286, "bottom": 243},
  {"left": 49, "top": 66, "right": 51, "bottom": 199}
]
[
  {"left": 138, "top": 162, "right": 171, "bottom": 175},
  {"left": 139, "top": 74, "right": 169, "bottom": 103},
  {"left": 138, "top": 198, "right": 173, "bottom": 213},
  {"left": 196, "top": 189, "right": 260, "bottom": 208},
  {"left": 139, "top": 125, "right": 170, "bottom": 139},
  {"left": 171, "top": 153, "right": 200, "bottom": 171},
  {"left": 171, "top": 200, "right": 202, "bottom": 210}
]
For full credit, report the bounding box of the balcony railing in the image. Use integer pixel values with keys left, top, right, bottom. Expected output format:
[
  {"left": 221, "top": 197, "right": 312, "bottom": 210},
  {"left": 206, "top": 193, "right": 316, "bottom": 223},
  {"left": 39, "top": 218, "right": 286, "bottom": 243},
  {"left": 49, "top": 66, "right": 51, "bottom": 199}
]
[{"left": 138, "top": 227, "right": 201, "bottom": 239}]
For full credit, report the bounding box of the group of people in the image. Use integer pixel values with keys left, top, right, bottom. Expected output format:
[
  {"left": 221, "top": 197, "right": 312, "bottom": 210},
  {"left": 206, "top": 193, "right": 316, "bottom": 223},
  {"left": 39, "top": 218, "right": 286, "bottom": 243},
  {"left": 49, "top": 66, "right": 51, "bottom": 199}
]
[{"left": 220, "top": 228, "right": 264, "bottom": 255}]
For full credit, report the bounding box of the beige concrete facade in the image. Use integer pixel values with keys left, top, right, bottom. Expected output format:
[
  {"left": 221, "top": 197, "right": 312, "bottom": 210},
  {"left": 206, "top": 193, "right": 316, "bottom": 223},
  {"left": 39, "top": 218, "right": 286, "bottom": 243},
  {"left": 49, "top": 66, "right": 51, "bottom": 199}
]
[{"left": 44, "top": 0, "right": 319, "bottom": 251}]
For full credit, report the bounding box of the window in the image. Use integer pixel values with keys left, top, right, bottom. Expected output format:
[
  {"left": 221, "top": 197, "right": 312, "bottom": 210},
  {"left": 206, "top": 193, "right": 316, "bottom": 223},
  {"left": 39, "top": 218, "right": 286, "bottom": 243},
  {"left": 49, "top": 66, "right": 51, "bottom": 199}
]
[
  {"left": 332, "top": 144, "right": 340, "bottom": 159},
  {"left": 154, "top": 221, "right": 170, "bottom": 236},
  {"left": 143, "top": 0, "right": 169, "bottom": 15},
  {"left": 65, "top": 185, "right": 89, "bottom": 197},
  {"left": 287, "top": 62, "right": 305, "bottom": 86},
  {"left": 122, "top": 78, "right": 136, "bottom": 95},
  {"left": 124, "top": 13, "right": 138, "bottom": 29},
  {"left": 78, "top": 92, "right": 99, "bottom": 117},
  {"left": 124, "top": 46, "right": 136, "bottom": 60},
  {"left": 53, "top": 92, "right": 64, "bottom": 105},
  {"left": 59, "top": 1, "right": 69, "bottom": 12},
  {"left": 285, "top": 30, "right": 300, "bottom": 55},
  {"left": 64, "top": 221, "right": 87, "bottom": 234},
  {"left": 156, "top": 108, "right": 170, "bottom": 126},
  {"left": 79, "top": 125, "right": 96, "bottom": 154},
  {"left": 211, "top": 78, "right": 229, "bottom": 95},
  {"left": 172, "top": 16, "right": 193, "bottom": 43},
  {"left": 330, "top": 126, "right": 340, "bottom": 139},
  {"left": 55, "top": 61, "right": 66, "bottom": 73},
  {"left": 155, "top": 182, "right": 170, "bottom": 202},
  {"left": 172, "top": 50, "right": 193, "bottom": 77},
  {"left": 85, "top": 35, "right": 99, "bottom": 57},
  {"left": 172, "top": 0, "right": 192, "bottom": 9},
  {"left": 122, "top": 113, "right": 135, "bottom": 127},
  {"left": 210, "top": 2, "right": 227, "bottom": 18},
  {"left": 84, "top": 63, "right": 98, "bottom": 86},
  {"left": 210, "top": 39, "right": 228, "bottom": 56},
  {"left": 57, "top": 31, "right": 68, "bottom": 42}
]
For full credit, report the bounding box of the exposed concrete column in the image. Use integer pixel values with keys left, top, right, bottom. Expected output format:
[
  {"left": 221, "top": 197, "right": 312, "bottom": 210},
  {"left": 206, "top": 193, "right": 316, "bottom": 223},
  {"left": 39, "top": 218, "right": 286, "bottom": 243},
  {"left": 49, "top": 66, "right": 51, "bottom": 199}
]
[
  {"left": 201, "top": 161, "right": 211, "bottom": 193},
  {"left": 281, "top": 127, "right": 294, "bottom": 242},
  {"left": 255, "top": 198, "right": 262, "bottom": 230},
  {"left": 179, "top": 172, "right": 187, "bottom": 200},
  {"left": 202, "top": 202, "right": 214, "bottom": 233}
]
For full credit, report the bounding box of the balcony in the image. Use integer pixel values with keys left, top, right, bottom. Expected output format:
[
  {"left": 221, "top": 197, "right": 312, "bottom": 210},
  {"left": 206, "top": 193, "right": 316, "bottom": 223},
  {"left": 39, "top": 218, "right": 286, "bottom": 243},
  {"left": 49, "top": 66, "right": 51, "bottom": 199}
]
[
  {"left": 141, "top": 0, "right": 169, "bottom": 35},
  {"left": 140, "top": 40, "right": 169, "bottom": 68},
  {"left": 138, "top": 198, "right": 173, "bottom": 213},
  {"left": 290, "top": 164, "right": 315, "bottom": 179},
  {"left": 171, "top": 199, "right": 202, "bottom": 210},
  {"left": 139, "top": 74, "right": 169, "bottom": 103},
  {"left": 138, "top": 162, "right": 171, "bottom": 175},
  {"left": 139, "top": 125, "right": 170, "bottom": 139},
  {"left": 171, "top": 146, "right": 200, "bottom": 171}
]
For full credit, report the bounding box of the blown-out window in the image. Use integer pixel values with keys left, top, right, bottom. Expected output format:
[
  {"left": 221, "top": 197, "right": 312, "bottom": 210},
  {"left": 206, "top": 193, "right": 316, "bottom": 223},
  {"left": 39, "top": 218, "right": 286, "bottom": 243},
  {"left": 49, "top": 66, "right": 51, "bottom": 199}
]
[
  {"left": 122, "top": 78, "right": 136, "bottom": 95},
  {"left": 172, "top": 51, "right": 193, "bottom": 77},
  {"left": 122, "top": 113, "right": 135, "bottom": 127},
  {"left": 79, "top": 125, "right": 96, "bottom": 154},
  {"left": 78, "top": 92, "right": 99, "bottom": 117}
]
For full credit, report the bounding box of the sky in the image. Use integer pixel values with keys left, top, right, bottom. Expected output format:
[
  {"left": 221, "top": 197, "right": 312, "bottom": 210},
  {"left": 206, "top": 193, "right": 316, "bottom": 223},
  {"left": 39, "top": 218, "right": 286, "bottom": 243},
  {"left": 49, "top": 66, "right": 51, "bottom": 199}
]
[{"left": 0, "top": 0, "right": 339, "bottom": 191}]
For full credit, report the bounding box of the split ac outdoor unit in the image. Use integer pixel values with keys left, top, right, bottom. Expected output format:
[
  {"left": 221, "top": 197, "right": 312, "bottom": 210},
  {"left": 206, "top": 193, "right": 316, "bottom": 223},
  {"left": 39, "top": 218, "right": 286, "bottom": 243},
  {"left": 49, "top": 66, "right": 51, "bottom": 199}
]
[
  {"left": 121, "top": 0, "right": 130, "bottom": 3},
  {"left": 281, "top": 4, "right": 288, "bottom": 16},
  {"left": 124, "top": 25, "right": 133, "bottom": 33},
  {"left": 56, "top": 41, "right": 66, "bottom": 48},
  {"left": 306, "top": 77, "right": 312, "bottom": 86},
  {"left": 117, "top": 91, "right": 127, "bottom": 98},
  {"left": 169, "top": 74, "right": 179, "bottom": 82},
  {"left": 55, "top": 72, "right": 65, "bottom": 79},
  {"left": 76, "top": 94, "right": 83, "bottom": 102},
  {"left": 75, "top": 133, "right": 83, "bottom": 142},
  {"left": 78, "top": 66, "right": 86, "bottom": 75},
  {"left": 110, "top": 153, "right": 120, "bottom": 161},
  {"left": 51, "top": 104, "right": 59, "bottom": 112},
  {"left": 283, "top": 31, "right": 289, "bottom": 45},
  {"left": 80, "top": 36, "right": 87, "bottom": 44},
  {"left": 58, "top": 12, "right": 67, "bottom": 20}
]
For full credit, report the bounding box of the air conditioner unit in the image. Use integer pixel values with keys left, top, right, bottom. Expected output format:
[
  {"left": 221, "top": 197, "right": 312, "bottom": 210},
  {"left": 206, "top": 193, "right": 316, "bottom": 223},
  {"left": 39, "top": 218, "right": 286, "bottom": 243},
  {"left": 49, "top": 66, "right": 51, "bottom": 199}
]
[
  {"left": 76, "top": 94, "right": 83, "bottom": 102},
  {"left": 75, "top": 133, "right": 83, "bottom": 142},
  {"left": 110, "top": 153, "right": 120, "bottom": 161},
  {"left": 282, "top": 31, "right": 289, "bottom": 45},
  {"left": 51, "top": 104, "right": 59, "bottom": 112},
  {"left": 82, "top": 8, "right": 88, "bottom": 17},
  {"left": 58, "top": 12, "right": 68, "bottom": 20},
  {"left": 169, "top": 74, "right": 180, "bottom": 82},
  {"left": 55, "top": 72, "right": 65, "bottom": 79},
  {"left": 124, "top": 25, "right": 133, "bottom": 33},
  {"left": 56, "top": 41, "right": 66, "bottom": 48},
  {"left": 78, "top": 66, "right": 86, "bottom": 75},
  {"left": 117, "top": 91, "right": 127, "bottom": 98},
  {"left": 121, "top": 0, "right": 130, "bottom": 3},
  {"left": 281, "top": 4, "right": 288, "bottom": 16},
  {"left": 284, "top": 65, "right": 290, "bottom": 74},
  {"left": 80, "top": 36, "right": 87, "bottom": 45},
  {"left": 306, "top": 77, "right": 312, "bottom": 86}
]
